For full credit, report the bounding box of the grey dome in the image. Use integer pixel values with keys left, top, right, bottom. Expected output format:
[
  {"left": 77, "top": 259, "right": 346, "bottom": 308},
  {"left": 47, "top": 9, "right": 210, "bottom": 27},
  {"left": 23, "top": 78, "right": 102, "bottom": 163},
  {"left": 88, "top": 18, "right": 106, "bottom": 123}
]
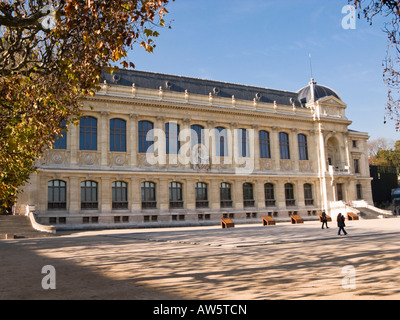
[{"left": 297, "top": 80, "right": 341, "bottom": 105}]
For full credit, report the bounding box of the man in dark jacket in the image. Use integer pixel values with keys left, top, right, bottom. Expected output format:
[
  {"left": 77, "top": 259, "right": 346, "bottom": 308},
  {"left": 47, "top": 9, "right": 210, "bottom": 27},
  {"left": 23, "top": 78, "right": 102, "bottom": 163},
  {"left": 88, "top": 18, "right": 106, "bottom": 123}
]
[
  {"left": 337, "top": 213, "right": 347, "bottom": 235},
  {"left": 321, "top": 211, "right": 329, "bottom": 229}
]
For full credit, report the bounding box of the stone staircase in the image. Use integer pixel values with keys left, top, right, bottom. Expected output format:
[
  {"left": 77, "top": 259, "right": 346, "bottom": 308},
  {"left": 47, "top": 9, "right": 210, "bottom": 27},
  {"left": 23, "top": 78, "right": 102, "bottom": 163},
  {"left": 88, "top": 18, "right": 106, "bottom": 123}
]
[
  {"left": 0, "top": 215, "right": 54, "bottom": 239},
  {"left": 355, "top": 207, "right": 396, "bottom": 220}
]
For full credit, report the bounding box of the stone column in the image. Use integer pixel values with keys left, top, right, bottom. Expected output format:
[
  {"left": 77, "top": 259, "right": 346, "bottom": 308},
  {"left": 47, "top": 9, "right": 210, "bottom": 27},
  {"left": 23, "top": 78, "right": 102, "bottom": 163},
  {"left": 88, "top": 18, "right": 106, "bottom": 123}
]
[
  {"left": 69, "top": 176, "right": 81, "bottom": 214},
  {"left": 291, "top": 128, "right": 299, "bottom": 171},
  {"left": 252, "top": 125, "right": 260, "bottom": 171},
  {"left": 184, "top": 178, "right": 196, "bottom": 210},
  {"left": 128, "top": 113, "right": 138, "bottom": 167},
  {"left": 209, "top": 179, "right": 220, "bottom": 210},
  {"left": 70, "top": 123, "right": 79, "bottom": 165},
  {"left": 100, "top": 111, "right": 109, "bottom": 166},
  {"left": 130, "top": 177, "right": 141, "bottom": 212},
  {"left": 276, "top": 180, "right": 286, "bottom": 209},
  {"left": 100, "top": 177, "right": 111, "bottom": 212},
  {"left": 158, "top": 178, "right": 169, "bottom": 211},
  {"left": 255, "top": 179, "right": 265, "bottom": 209},
  {"left": 233, "top": 179, "right": 244, "bottom": 209},
  {"left": 271, "top": 126, "right": 280, "bottom": 170},
  {"left": 296, "top": 180, "right": 305, "bottom": 208},
  {"left": 308, "top": 130, "right": 317, "bottom": 172}
]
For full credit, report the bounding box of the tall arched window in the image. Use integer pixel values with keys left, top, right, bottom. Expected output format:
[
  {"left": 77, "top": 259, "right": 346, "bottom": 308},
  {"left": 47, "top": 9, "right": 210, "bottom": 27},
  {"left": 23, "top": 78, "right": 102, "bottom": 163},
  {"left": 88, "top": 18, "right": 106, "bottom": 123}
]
[
  {"left": 195, "top": 182, "right": 208, "bottom": 208},
  {"left": 191, "top": 124, "right": 204, "bottom": 147},
  {"left": 243, "top": 183, "right": 255, "bottom": 207},
  {"left": 81, "top": 180, "right": 98, "bottom": 209},
  {"left": 141, "top": 181, "right": 156, "bottom": 209},
  {"left": 112, "top": 181, "right": 128, "bottom": 209},
  {"left": 238, "top": 128, "right": 249, "bottom": 157},
  {"left": 215, "top": 127, "right": 228, "bottom": 157},
  {"left": 110, "top": 119, "right": 126, "bottom": 152},
  {"left": 220, "top": 182, "right": 232, "bottom": 208},
  {"left": 284, "top": 183, "right": 295, "bottom": 207},
  {"left": 79, "top": 116, "right": 97, "bottom": 150},
  {"left": 279, "top": 132, "right": 290, "bottom": 159},
  {"left": 48, "top": 180, "right": 66, "bottom": 209},
  {"left": 138, "top": 120, "right": 154, "bottom": 153},
  {"left": 304, "top": 183, "right": 313, "bottom": 205},
  {"left": 264, "top": 183, "right": 275, "bottom": 207},
  {"left": 169, "top": 182, "right": 183, "bottom": 209},
  {"left": 165, "top": 122, "right": 180, "bottom": 154},
  {"left": 53, "top": 120, "right": 67, "bottom": 150},
  {"left": 259, "top": 130, "right": 271, "bottom": 159},
  {"left": 298, "top": 134, "right": 308, "bottom": 160}
]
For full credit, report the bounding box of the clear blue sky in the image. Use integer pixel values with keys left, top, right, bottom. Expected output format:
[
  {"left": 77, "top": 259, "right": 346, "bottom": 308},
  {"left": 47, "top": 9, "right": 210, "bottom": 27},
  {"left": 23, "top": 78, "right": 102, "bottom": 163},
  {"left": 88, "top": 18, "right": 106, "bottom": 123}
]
[{"left": 126, "top": 0, "right": 399, "bottom": 142}]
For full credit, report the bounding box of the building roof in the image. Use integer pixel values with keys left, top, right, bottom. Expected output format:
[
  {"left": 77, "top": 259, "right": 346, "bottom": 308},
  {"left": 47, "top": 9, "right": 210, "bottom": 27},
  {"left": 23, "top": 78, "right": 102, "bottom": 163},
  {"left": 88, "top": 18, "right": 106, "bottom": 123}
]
[
  {"left": 101, "top": 69, "right": 343, "bottom": 109},
  {"left": 297, "top": 80, "right": 341, "bottom": 105},
  {"left": 101, "top": 69, "right": 303, "bottom": 107}
]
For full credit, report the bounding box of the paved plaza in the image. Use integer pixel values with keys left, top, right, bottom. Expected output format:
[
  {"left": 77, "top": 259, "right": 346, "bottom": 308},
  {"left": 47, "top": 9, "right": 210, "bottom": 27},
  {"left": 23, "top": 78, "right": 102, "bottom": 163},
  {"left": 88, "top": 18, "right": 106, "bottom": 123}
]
[{"left": 1, "top": 218, "right": 399, "bottom": 299}]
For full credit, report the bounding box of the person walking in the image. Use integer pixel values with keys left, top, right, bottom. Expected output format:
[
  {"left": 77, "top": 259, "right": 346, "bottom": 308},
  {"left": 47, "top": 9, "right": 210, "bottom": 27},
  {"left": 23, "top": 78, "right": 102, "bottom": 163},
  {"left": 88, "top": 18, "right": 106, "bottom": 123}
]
[
  {"left": 321, "top": 211, "right": 329, "bottom": 229},
  {"left": 337, "top": 213, "right": 347, "bottom": 236}
]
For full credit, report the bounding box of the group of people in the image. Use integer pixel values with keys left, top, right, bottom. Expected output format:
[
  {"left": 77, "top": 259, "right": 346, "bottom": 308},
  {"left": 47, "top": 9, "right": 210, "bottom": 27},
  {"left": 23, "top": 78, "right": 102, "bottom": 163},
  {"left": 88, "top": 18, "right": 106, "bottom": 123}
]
[{"left": 320, "top": 211, "right": 348, "bottom": 235}]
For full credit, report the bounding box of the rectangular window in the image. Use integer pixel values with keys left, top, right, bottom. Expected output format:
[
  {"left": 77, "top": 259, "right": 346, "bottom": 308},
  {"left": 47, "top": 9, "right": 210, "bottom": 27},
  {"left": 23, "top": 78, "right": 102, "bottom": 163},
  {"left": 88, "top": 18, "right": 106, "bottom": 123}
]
[{"left": 354, "top": 159, "right": 360, "bottom": 173}]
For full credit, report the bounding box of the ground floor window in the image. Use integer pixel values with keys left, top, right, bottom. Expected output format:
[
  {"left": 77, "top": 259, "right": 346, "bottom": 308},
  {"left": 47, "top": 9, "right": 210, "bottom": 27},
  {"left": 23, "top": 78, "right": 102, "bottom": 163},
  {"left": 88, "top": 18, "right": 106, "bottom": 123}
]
[
  {"left": 112, "top": 181, "right": 128, "bottom": 209},
  {"left": 169, "top": 182, "right": 183, "bottom": 209},
  {"left": 141, "top": 181, "right": 156, "bottom": 209},
  {"left": 220, "top": 182, "right": 233, "bottom": 208},
  {"left": 195, "top": 182, "right": 208, "bottom": 208},
  {"left": 48, "top": 180, "right": 66, "bottom": 210},
  {"left": 285, "top": 183, "right": 295, "bottom": 206},
  {"left": 81, "top": 180, "right": 98, "bottom": 209},
  {"left": 304, "top": 183, "right": 314, "bottom": 206}
]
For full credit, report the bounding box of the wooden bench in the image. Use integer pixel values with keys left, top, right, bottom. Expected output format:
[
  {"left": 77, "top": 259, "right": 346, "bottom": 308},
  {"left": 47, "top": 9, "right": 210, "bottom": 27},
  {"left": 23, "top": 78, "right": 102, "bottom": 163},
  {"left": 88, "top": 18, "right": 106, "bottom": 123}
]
[
  {"left": 347, "top": 212, "right": 359, "bottom": 220},
  {"left": 221, "top": 218, "right": 235, "bottom": 228},
  {"left": 319, "top": 214, "right": 332, "bottom": 222},
  {"left": 262, "top": 216, "right": 276, "bottom": 226},
  {"left": 290, "top": 214, "right": 304, "bottom": 224}
]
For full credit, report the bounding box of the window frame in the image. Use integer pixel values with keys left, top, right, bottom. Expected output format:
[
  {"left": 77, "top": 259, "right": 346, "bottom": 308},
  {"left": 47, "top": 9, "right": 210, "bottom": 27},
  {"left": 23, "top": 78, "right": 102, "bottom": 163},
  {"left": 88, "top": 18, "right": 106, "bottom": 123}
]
[
  {"left": 112, "top": 181, "right": 128, "bottom": 209},
  {"left": 304, "top": 183, "right": 314, "bottom": 206},
  {"left": 48, "top": 180, "right": 67, "bottom": 210},
  {"left": 279, "top": 132, "right": 290, "bottom": 159},
  {"left": 80, "top": 180, "right": 98, "bottom": 210},
  {"left": 169, "top": 181, "right": 183, "bottom": 209},
  {"left": 110, "top": 118, "right": 127, "bottom": 152},
  {"left": 220, "top": 182, "right": 233, "bottom": 208},
  {"left": 138, "top": 120, "right": 154, "bottom": 153},
  {"left": 141, "top": 181, "right": 157, "bottom": 209},
  {"left": 79, "top": 116, "right": 97, "bottom": 151},
  {"left": 259, "top": 130, "right": 271, "bottom": 159},
  {"left": 243, "top": 182, "right": 255, "bottom": 207},
  {"left": 298, "top": 134, "right": 309, "bottom": 161},
  {"left": 264, "top": 183, "right": 275, "bottom": 207},
  {"left": 195, "top": 182, "right": 209, "bottom": 208},
  {"left": 284, "top": 183, "right": 295, "bottom": 206}
]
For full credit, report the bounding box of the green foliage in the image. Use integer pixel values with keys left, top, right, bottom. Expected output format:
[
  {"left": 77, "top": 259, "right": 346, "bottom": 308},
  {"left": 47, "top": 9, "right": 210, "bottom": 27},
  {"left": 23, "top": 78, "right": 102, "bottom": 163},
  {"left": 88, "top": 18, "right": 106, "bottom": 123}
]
[{"left": 0, "top": 0, "right": 173, "bottom": 211}]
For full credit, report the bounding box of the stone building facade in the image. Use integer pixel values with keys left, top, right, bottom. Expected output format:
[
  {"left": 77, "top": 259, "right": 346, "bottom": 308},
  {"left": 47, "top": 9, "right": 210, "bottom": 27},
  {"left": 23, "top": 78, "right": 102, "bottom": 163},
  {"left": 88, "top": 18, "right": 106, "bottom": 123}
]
[{"left": 16, "top": 70, "right": 373, "bottom": 228}]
